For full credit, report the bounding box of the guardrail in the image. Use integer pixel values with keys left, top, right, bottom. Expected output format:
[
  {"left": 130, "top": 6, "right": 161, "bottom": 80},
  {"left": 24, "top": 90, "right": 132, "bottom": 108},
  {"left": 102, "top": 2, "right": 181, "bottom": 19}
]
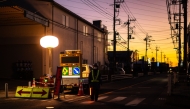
[
  {"left": 101, "top": 75, "right": 108, "bottom": 82},
  {"left": 101, "top": 74, "right": 133, "bottom": 82},
  {"left": 111, "top": 74, "right": 133, "bottom": 81},
  {"left": 138, "top": 73, "right": 144, "bottom": 77},
  {"left": 101, "top": 72, "right": 159, "bottom": 82},
  {"left": 147, "top": 72, "right": 153, "bottom": 75}
]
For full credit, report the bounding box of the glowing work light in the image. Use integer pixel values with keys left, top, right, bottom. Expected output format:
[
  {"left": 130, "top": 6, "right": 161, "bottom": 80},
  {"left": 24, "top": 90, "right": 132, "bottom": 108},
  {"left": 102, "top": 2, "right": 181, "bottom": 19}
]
[
  {"left": 40, "top": 35, "right": 59, "bottom": 48},
  {"left": 44, "top": 78, "right": 48, "bottom": 83},
  {"left": 40, "top": 35, "right": 59, "bottom": 76}
]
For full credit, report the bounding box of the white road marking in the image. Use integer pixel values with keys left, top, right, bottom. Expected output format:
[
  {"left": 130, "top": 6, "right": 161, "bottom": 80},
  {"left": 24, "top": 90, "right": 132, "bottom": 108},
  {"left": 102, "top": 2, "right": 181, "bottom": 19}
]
[
  {"left": 98, "top": 96, "right": 108, "bottom": 100},
  {"left": 125, "top": 98, "right": 145, "bottom": 106},
  {"left": 108, "top": 97, "right": 126, "bottom": 102},
  {"left": 81, "top": 96, "right": 108, "bottom": 104}
]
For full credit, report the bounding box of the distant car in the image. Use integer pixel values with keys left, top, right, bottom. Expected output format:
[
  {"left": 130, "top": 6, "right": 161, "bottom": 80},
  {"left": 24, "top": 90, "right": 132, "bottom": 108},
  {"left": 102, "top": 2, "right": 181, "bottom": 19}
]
[{"left": 115, "top": 67, "right": 125, "bottom": 74}]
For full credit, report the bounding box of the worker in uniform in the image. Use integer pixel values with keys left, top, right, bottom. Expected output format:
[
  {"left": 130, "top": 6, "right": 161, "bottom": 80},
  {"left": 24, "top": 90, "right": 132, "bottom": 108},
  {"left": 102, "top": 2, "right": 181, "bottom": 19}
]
[{"left": 88, "top": 63, "right": 102, "bottom": 101}]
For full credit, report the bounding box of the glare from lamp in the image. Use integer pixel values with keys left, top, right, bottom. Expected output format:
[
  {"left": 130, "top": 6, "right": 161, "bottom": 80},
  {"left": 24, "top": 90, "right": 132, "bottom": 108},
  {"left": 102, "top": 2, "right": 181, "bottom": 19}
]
[{"left": 40, "top": 35, "right": 59, "bottom": 48}]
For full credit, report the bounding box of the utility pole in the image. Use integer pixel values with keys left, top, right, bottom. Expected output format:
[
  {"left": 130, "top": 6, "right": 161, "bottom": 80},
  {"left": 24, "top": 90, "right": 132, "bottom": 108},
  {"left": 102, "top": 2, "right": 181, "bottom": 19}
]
[
  {"left": 166, "top": 0, "right": 186, "bottom": 75},
  {"left": 144, "top": 35, "right": 148, "bottom": 62},
  {"left": 144, "top": 35, "right": 154, "bottom": 62},
  {"left": 167, "top": 58, "right": 169, "bottom": 63},
  {"left": 113, "top": 0, "right": 116, "bottom": 71},
  {"left": 182, "top": 0, "right": 188, "bottom": 75},
  {"left": 125, "top": 15, "right": 135, "bottom": 52},
  {"left": 127, "top": 16, "right": 130, "bottom": 52},
  {"left": 112, "top": 0, "right": 124, "bottom": 71},
  {"left": 161, "top": 51, "right": 163, "bottom": 63},
  {"left": 178, "top": 1, "right": 182, "bottom": 73},
  {"left": 164, "top": 54, "right": 166, "bottom": 63},
  {"left": 156, "top": 46, "right": 159, "bottom": 63},
  {"left": 143, "top": 34, "right": 154, "bottom": 75},
  {"left": 124, "top": 15, "right": 135, "bottom": 73}
]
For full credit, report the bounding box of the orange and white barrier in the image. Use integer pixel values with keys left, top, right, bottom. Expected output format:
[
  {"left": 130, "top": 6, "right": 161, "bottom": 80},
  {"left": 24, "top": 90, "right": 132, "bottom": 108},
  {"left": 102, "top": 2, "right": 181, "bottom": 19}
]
[
  {"left": 32, "top": 78, "right": 36, "bottom": 87},
  {"left": 77, "top": 81, "right": 84, "bottom": 96}
]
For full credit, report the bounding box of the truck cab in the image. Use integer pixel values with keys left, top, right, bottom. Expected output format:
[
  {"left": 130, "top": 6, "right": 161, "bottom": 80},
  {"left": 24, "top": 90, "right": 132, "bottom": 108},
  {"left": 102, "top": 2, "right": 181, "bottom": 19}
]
[{"left": 82, "top": 64, "right": 93, "bottom": 78}]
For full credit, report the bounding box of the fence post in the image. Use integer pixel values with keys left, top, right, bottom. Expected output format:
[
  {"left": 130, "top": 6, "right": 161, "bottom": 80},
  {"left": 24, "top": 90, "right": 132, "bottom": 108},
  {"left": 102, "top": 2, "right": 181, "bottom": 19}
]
[
  {"left": 5, "top": 83, "right": 8, "bottom": 98},
  {"left": 173, "top": 72, "right": 176, "bottom": 85},
  {"left": 28, "top": 81, "right": 31, "bottom": 87},
  {"left": 108, "top": 70, "right": 112, "bottom": 82},
  {"left": 167, "top": 74, "right": 171, "bottom": 95}
]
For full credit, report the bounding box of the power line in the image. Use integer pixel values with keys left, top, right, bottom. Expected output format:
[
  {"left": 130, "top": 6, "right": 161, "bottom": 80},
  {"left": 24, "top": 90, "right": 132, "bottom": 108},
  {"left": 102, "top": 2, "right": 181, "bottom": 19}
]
[
  {"left": 81, "top": 0, "right": 113, "bottom": 20},
  {"left": 126, "top": 0, "right": 167, "bottom": 11}
]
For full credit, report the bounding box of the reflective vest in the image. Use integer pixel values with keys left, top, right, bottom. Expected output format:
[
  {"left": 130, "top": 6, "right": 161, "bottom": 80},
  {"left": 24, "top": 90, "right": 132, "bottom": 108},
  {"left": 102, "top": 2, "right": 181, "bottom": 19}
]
[{"left": 91, "top": 70, "right": 99, "bottom": 82}]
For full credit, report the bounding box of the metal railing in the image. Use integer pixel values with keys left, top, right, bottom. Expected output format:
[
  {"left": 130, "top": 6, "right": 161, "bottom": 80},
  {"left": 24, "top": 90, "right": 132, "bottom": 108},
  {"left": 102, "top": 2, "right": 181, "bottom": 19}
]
[
  {"left": 101, "top": 75, "right": 109, "bottom": 82},
  {"left": 111, "top": 74, "right": 133, "bottom": 81}
]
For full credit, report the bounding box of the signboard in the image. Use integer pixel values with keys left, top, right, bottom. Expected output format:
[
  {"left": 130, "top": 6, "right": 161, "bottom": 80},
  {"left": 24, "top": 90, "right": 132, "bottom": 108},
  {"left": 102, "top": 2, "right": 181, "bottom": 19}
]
[
  {"left": 73, "top": 67, "right": 80, "bottom": 75},
  {"left": 15, "top": 86, "right": 32, "bottom": 98},
  {"left": 62, "top": 67, "right": 69, "bottom": 75},
  {"left": 62, "top": 66, "right": 80, "bottom": 78},
  {"left": 24, "top": 10, "right": 49, "bottom": 26},
  {"left": 15, "top": 86, "right": 50, "bottom": 98},
  {"left": 59, "top": 50, "right": 82, "bottom": 78},
  {"left": 53, "top": 67, "right": 62, "bottom": 96},
  {"left": 31, "top": 87, "right": 49, "bottom": 98},
  {"left": 59, "top": 54, "right": 81, "bottom": 66}
]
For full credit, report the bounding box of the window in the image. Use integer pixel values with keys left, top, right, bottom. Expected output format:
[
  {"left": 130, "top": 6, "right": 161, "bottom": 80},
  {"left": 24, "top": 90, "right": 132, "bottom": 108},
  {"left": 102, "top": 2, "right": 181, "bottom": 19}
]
[
  {"left": 83, "top": 25, "right": 88, "bottom": 36},
  {"left": 97, "top": 33, "right": 101, "bottom": 42},
  {"left": 62, "top": 15, "right": 69, "bottom": 27}
]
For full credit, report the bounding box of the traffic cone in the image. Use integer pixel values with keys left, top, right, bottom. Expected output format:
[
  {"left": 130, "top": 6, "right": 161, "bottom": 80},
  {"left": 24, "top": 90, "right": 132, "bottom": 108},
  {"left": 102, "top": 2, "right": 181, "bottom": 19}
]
[
  {"left": 32, "top": 78, "right": 36, "bottom": 87},
  {"left": 77, "top": 81, "right": 84, "bottom": 96}
]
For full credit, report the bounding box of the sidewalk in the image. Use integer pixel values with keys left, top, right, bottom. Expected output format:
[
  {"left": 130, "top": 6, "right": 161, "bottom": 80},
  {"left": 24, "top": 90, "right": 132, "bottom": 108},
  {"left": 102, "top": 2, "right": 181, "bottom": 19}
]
[
  {"left": 0, "top": 78, "right": 30, "bottom": 98},
  {"left": 164, "top": 82, "right": 190, "bottom": 109},
  {"left": 0, "top": 78, "right": 30, "bottom": 91}
]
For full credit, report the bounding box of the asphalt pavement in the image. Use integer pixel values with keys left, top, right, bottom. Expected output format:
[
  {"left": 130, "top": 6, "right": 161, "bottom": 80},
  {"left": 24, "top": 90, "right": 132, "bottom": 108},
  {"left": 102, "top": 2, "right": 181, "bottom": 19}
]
[{"left": 0, "top": 75, "right": 190, "bottom": 109}]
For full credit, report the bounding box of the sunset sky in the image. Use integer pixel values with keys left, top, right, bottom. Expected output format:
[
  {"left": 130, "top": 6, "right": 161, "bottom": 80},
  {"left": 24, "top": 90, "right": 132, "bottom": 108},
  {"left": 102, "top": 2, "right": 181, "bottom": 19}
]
[{"left": 54, "top": 0, "right": 190, "bottom": 67}]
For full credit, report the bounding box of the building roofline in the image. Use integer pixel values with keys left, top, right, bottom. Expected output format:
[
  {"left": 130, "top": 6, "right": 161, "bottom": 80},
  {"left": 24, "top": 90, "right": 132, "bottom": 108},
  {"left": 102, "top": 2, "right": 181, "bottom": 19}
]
[
  {"left": 52, "top": 1, "right": 106, "bottom": 33},
  {"left": 0, "top": 0, "right": 107, "bottom": 33}
]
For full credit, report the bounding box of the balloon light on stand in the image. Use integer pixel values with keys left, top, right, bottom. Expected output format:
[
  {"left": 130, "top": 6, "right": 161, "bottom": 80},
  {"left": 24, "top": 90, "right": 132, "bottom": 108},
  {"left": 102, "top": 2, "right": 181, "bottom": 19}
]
[
  {"left": 40, "top": 35, "right": 59, "bottom": 77},
  {"left": 40, "top": 35, "right": 59, "bottom": 48}
]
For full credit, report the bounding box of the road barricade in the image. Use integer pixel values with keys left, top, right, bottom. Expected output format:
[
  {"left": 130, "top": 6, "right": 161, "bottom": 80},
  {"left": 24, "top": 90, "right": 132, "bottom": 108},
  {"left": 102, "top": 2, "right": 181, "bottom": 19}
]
[
  {"left": 37, "top": 76, "right": 54, "bottom": 87},
  {"left": 15, "top": 86, "right": 51, "bottom": 99}
]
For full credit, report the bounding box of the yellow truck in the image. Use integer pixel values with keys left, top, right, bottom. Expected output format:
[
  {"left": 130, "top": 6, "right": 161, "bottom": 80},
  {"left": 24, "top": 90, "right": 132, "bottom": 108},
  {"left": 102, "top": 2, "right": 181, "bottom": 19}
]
[{"left": 59, "top": 50, "right": 92, "bottom": 92}]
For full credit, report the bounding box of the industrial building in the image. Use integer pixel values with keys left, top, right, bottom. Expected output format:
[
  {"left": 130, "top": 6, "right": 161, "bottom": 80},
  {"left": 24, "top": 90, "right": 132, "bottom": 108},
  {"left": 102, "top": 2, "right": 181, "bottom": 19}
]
[{"left": 0, "top": 0, "right": 108, "bottom": 79}]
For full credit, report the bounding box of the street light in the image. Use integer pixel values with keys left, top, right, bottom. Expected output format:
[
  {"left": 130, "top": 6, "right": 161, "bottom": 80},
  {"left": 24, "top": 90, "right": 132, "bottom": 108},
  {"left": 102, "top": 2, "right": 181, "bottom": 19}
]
[{"left": 40, "top": 35, "right": 59, "bottom": 76}]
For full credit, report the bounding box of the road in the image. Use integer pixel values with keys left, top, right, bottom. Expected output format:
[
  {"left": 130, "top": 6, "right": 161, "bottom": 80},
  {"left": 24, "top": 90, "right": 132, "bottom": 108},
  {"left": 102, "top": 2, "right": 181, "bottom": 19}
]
[{"left": 0, "top": 74, "right": 171, "bottom": 109}]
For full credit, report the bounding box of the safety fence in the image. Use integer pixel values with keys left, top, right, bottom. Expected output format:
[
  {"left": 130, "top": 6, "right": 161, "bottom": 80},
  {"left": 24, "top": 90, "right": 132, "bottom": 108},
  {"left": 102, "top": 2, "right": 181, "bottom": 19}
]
[
  {"left": 147, "top": 72, "right": 153, "bottom": 75},
  {"left": 148, "top": 72, "right": 160, "bottom": 75},
  {"left": 138, "top": 73, "right": 144, "bottom": 77},
  {"left": 101, "top": 75, "right": 109, "bottom": 82}
]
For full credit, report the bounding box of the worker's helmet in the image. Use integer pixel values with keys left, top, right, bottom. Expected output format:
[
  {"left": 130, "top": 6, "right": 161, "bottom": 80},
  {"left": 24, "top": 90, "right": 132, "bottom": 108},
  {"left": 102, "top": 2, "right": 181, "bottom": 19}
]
[{"left": 93, "top": 63, "right": 98, "bottom": 69}]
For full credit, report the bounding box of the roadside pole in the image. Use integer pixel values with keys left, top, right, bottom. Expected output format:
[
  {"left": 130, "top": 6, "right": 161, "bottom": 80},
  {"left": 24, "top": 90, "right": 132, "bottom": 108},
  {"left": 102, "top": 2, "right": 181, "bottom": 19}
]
[
  {"left": 5, "top": 83, "right": 8, "bottom": 98},
  {"left": 167, "top": 74, "right": 171, "bottom": 95}
]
